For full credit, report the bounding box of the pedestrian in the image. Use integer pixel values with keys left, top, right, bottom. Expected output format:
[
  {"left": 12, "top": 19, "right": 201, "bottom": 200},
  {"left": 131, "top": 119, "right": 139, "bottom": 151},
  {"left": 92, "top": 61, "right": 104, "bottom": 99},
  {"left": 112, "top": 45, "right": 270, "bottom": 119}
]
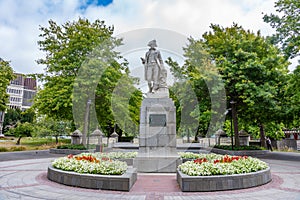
[{"left": 266, "top": 137, "right": 273, "bottom": 151}]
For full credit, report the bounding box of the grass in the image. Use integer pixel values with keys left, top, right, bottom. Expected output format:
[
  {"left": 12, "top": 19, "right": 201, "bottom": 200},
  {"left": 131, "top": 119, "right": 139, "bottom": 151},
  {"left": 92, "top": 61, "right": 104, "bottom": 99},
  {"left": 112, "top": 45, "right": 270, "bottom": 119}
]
[{"left": 0, "top": 137, "right": 71, "bottom": 152}]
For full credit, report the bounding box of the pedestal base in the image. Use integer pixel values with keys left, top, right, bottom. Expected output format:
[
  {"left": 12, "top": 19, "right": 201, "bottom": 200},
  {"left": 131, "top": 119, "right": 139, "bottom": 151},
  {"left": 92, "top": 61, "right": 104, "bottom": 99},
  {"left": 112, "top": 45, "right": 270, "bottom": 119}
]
[{"left": 134, "top": 155, "right": 181, "bottom": 173}]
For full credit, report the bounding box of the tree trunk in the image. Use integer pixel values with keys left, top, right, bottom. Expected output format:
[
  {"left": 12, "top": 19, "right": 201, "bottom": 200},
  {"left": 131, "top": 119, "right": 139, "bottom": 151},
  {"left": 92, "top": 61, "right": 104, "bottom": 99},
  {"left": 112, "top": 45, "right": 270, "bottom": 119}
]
[
  {"left": 16, "top": 136, "right": 22, "bottom": 145},
  {"left": 231, "top": 102, "right": 239, "bottom": 147},
  {"left": 55, "top": 136, "right": 58, "bottom": 144},
  {"left": 259, "top": 123, "right": 267, "bottom": 148}
]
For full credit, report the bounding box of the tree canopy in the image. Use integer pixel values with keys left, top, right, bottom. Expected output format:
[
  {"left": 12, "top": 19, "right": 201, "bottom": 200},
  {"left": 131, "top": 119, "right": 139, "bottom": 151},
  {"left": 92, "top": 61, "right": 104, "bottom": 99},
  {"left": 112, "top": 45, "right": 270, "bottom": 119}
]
[
  {"left": 34, "top": 18, "right": 142, "bottom": 140},
  {"left": 0, "top": 58, "right": 15, "bottom": 111},
  {"left": 263, "top": 0, "right": 300, "bottom": 59},
  {"left": 166, "top": 37, "right": 226, "bottom": 140},
  {"left": 202, "top": 23, "right": 289, "bottom": 145}
]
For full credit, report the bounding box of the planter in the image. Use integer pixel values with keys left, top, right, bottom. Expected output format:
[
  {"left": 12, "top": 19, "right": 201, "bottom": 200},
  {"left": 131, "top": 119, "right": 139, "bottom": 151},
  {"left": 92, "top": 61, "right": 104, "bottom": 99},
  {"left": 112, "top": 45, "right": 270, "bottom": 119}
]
[
  {"left": 118, "top": 158, "right": 134, "bottom": 166},
  {"left": 177, "top": 167, "right": 271, "bottom": 192},
  {"left": 210, "top": 148, "right": 269, "bottom": 156},
  {"left": 47, "top": 165, "right": 137, "bottom": 191},
  {"left": 49, "top": 148, "right": 89, "bottom": 155}
]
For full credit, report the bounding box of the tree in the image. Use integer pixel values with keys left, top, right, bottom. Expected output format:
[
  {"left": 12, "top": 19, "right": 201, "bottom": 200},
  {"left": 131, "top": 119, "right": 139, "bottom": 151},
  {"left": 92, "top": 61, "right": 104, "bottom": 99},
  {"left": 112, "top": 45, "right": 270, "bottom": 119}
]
[
  {"left": 34, "top": 18, "right": 117, "bottom": 120},
  {"left": 34, "top": 18, "right": 141, "bottom": 144},
  {"left": 33, "top": 116, "right": 71, "bottom": 144},
  {"left": 0, "top": 58, "right": 15, "bottom": 111},
  {"left": 166, "top": 37, "right": 226, "bottom": 140},
  {"left": 202, "top": 23, "right": 289, "bottom": 146},
  {"left": 264, "top": 0, "right": 300, "bottom": 130},
  {"left": 3, "top": 108, "right": 35, "bottom": 134},
  {"left": 284, "top": 67, "right": 300, "bottom": 128},
  {"left": 263, "top": 0, "right": 300, "bottom": 59},
  {"left": 8, "top": 122, "right": 33, "bottom": 145}
]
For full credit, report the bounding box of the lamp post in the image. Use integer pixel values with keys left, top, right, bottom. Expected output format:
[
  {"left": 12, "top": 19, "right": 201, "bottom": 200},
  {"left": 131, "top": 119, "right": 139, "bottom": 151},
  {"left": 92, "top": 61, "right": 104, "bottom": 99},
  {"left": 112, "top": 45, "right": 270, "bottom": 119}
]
[
  {"left": 230, "top": 100, "right": 238, "bottom": 148},
  {"left": 82, "top": 99, "right": 91, "bottom": 148},
  {"left": 0, "top": 111, "right": 4, "bottom": 135},
  {"left": 230, "top": 111, "right": 233, "bottom": 150},
  {"left": 225, "top": 108, "right": 233, "bottom": 150}
]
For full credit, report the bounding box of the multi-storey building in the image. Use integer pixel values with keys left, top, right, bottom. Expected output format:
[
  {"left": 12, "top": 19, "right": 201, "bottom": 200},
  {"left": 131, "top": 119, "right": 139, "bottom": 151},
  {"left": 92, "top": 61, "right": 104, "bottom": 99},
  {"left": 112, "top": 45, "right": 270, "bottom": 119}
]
[{"left": 6, "top": 73, "right": 37, "bottom": 111}]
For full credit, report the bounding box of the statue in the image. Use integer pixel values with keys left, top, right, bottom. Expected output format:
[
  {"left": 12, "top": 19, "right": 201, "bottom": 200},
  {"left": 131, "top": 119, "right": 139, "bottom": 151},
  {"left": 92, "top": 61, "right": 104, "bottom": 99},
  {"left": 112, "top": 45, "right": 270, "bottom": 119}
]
[{"left": 141, "top": 40, "right": 167, "bottom": 93}]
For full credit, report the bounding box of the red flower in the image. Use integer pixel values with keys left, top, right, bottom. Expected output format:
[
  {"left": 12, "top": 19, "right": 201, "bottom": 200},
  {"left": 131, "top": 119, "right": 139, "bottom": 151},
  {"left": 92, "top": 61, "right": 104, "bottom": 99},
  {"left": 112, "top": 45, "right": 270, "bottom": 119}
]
[
  {"left": 101, "top": 157, "right": 110, "bottom": 161},
  {"left": 214, "top": 160, "right": 220, "bottom": 164},
  {"left": 67, "top": 154, "right": 73, "bottom": 159},
  {"left": 194, "top": 158, "right": 208, "bottom": 164},
  {"left": 73, "top": 155, "right": 100, "bottom": 163}
]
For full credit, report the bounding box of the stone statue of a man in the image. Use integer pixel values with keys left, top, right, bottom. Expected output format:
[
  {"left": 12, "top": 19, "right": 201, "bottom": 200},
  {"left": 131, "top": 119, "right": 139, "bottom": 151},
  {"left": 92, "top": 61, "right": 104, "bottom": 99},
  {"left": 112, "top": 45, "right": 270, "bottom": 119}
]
[{"left": 141, "top": 40, "right": 167, "bottom": 93}]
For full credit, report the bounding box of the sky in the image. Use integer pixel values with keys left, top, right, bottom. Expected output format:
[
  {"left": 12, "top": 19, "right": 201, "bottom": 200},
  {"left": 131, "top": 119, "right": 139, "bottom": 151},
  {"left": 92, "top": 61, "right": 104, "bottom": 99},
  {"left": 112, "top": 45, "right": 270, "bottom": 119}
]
[{"left": 0, "top": 0, "right": 297, "bottom": 75}]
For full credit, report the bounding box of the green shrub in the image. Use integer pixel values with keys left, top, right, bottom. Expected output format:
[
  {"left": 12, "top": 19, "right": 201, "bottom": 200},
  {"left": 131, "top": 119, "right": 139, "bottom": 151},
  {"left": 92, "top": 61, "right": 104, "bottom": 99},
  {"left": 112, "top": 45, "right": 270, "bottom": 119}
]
[
  {"left": 57, "top": 144, "right": 87, "bottom": 150},
  {"left": 214, "top": 145, "right": 263, "bottom": 151},
  {"left": 0, "top": 147, "right": 8, "bottom": 152},
  {"left": 10, "top": 146, "right": 27, "bottom": 151}
]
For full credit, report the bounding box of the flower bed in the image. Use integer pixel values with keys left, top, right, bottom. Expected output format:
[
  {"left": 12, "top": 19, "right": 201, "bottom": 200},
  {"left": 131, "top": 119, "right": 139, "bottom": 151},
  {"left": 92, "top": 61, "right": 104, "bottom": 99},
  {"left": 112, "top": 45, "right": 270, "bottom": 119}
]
[
  {"left": 178, "top": 154, "right": 268, "bottom": 176},
  {"left": 177, "top": 153, "right": 271, "bottom": 191},
  {"left": 52, "top": 154, "right": 127, "bottom": 175},
  {"left": 48, "top": 153, "right": 137, "bottom": 191}
]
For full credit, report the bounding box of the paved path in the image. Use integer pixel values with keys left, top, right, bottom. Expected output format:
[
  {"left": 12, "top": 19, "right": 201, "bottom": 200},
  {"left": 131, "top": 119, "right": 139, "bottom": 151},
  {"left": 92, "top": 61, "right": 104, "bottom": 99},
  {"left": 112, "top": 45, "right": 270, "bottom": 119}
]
[{"left": 0, "top": 151, "right": 300, "bottom": 199}]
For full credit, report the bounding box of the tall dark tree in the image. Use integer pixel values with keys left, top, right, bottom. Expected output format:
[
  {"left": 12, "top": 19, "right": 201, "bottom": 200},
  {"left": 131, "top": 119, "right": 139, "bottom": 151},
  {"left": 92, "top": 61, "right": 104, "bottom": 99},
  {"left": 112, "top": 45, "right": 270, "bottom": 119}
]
[
  {"left": 0, "top": 59, "right": 15, "bottom": 111},
  {"left": 263, "top": 0, "right": 300, "bottom": 59},
  {"left": 202, "top": 23, "right": 289, "bottom": 146},
  {"left": 264, "top": 0, "right": 300, "bottom": 130}
]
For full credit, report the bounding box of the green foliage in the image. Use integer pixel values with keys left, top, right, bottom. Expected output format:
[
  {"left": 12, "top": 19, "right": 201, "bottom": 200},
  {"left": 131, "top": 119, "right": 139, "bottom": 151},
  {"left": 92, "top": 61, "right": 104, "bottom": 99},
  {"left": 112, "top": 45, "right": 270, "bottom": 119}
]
[
  {"left": 3, "top": 108, "right": 35, "bottom": 134},
  {"left": 32, "top": 116, "right": 71, "bottom": 138},
  {"left": 57, "top": 144, "right": 86, "bottom": 150},
  {"left": 214, "top": 145, "right": 263, "bottom": 151},
  {"left": 166, "top": 37, "right": 225, "bottom": 138},
  {"left": 0, "top": 147, "right": 8, "bottom": 152},
  {"left": 263, "top": 0, "right": 300, "bottom": 59},
  {"left": 21, "top": 137, "right": 70, "bottom": 146},
  {"left": 264, "top": 0, "right": 300, "bottom": 129},
  {"left": 8, "top": 122, "right": 34, "bottom": 144},
  {"left": 35, "top": 18, "right": 141, "bottom": 139},
  {"left": 9, "top": 146, "right": 27, "bottom": 151},
  {"left": 0, "top": 59, "right": 15, "bottom": 112},
  {"left": 34, "top": 18, "right": 118, "bottom": 121},
  {"left": 8, "top": 122, "right": 33, "bottom": 137},
  {"left": 202, "top": 23, "right": 289, "bottom": 143},
  {"left": 284, "top": 66, "right": 300, "bottom": 128}
]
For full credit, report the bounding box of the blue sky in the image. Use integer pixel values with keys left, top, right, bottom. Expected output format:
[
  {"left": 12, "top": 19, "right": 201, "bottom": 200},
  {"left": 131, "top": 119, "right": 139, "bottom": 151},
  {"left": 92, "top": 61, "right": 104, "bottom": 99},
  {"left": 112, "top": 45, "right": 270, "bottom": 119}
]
[
  {"left": 0, "top": 0, "right": 297, "bottom": 74},
  {"left": 80, "top": 0, "right": 113, "bottom": 9}
]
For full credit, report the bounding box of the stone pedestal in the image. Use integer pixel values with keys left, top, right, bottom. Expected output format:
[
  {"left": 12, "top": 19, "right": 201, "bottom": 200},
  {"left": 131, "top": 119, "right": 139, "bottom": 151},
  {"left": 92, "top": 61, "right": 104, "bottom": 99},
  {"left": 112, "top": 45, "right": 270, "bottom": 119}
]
[
  {"left": 134, "top": 96, "right": 181, "bottom": 172},
  {"left": 239, "top": 130, "right": 250, "bottom": 146}
]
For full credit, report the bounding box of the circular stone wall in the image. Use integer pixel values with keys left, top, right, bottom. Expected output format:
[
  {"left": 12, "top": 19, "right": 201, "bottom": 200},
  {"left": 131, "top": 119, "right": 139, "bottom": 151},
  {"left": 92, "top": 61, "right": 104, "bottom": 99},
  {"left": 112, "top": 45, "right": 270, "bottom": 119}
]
[
  {"left": 177, "top": 167, "right": 271, "bottom": 192},
  {"left": 47, "top": 165, "right": 137, "bottom": 191},
  {"left": 49, "top": 148, "right": 89, "bottom": 155}
]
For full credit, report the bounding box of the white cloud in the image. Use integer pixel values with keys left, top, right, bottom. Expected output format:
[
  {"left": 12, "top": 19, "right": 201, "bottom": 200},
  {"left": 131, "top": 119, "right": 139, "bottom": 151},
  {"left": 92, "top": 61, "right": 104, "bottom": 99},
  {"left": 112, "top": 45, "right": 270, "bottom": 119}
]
[{"left": 0, "top": 0, "right": 293, "bottom": 75}]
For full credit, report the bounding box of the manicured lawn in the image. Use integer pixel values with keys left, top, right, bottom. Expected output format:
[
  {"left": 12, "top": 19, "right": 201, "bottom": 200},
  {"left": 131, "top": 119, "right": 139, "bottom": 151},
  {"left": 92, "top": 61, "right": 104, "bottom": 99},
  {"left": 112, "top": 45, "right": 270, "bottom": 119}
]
[{"left": 0, "top": 137, "right": 70, "bottom": 152}]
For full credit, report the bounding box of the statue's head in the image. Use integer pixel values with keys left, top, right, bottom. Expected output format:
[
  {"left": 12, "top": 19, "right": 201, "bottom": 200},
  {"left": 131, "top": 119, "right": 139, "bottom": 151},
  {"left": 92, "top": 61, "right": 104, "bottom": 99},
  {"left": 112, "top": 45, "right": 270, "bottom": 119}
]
[{"left": 147, "top": 39, "right": 157, "bottom": 48}]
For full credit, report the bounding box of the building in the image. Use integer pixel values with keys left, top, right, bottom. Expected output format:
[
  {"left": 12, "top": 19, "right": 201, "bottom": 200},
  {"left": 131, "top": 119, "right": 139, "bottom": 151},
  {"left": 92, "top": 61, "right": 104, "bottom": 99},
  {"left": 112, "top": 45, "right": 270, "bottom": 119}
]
[{"left": 6, "top": 73, "right": 37, "bottom": 111}]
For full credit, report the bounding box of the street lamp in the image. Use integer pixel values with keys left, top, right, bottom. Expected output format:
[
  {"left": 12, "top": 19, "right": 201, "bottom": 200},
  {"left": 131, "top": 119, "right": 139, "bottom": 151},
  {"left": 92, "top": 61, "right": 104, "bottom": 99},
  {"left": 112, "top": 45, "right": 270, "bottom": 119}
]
[
  {"left": 83, "top": 99, "right": 92, "bottom": 148},
  {"left": 224, "top": 108, "right": 233, "bottom": 150},
  {"left": 0, "top": 111, "right": 5, "bottom": 135},
  {"left": 230, "top": 100, "right": 237, "bottom": 149}
]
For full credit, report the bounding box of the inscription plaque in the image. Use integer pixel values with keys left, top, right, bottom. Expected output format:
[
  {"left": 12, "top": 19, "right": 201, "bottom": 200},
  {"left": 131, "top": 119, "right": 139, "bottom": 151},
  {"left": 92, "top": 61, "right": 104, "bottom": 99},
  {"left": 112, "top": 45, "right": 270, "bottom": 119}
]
[{"left": 149, "top": 114, "right": 166, "bottom": 127}]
